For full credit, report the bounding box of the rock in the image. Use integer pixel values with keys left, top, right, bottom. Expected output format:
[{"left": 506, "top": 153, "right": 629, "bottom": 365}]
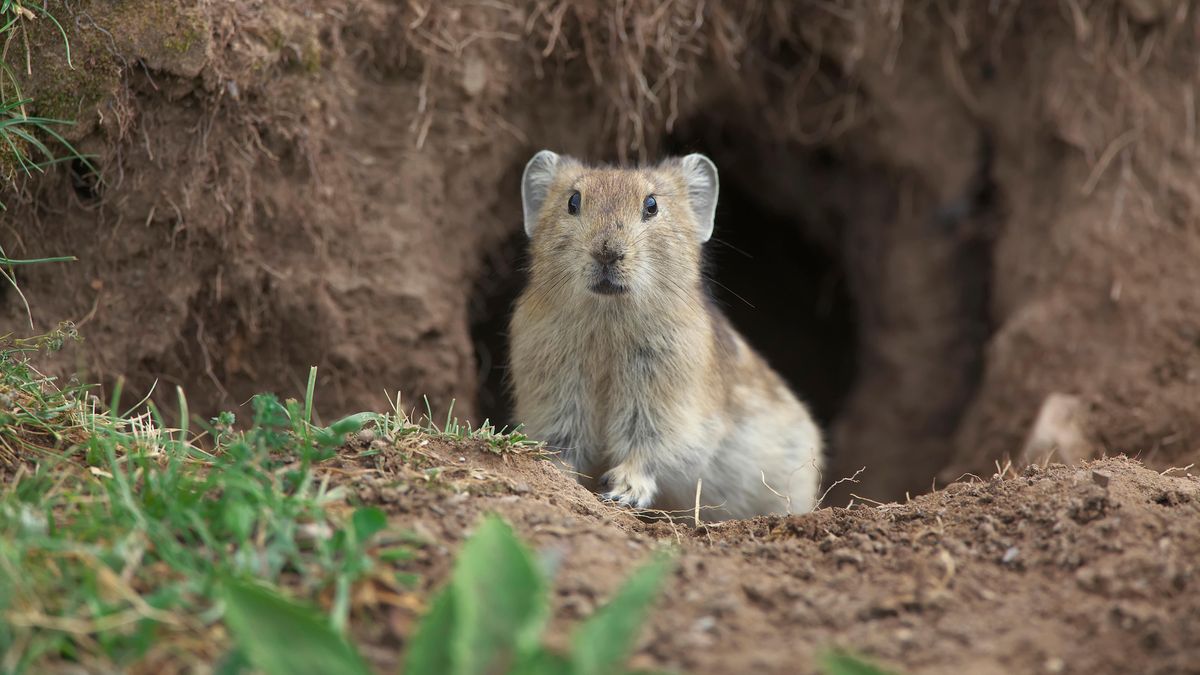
[
  {"left": 1002, "top": 546, "right": 1020, "bottom": 564},
  {"left": 461, "top": 55, "right": 489, "bottom": 97}
]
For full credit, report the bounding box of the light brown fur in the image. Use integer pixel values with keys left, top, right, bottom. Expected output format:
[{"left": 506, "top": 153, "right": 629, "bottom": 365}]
[{"left": 509, "top": 151, "right": 823, "bottom": 520}]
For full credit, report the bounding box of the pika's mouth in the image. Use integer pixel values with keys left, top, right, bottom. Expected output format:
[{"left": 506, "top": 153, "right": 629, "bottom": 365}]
[
  {"left": 590, "top": 277, "right": 629, "bottom": 295},
  {"left": 590, "top": 265, "right": 630, "bottom": 295}
]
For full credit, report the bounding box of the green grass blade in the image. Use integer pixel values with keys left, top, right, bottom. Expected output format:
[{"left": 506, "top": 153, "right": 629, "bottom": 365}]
[
  {"left": 571, "top": 553, "right": 673, "bottom": 675},
  {"left": 0, "top": 60, "right": 24, "bottom": 100},
  {"left": 1, "top": 129, "right": 40, "bottom": 176},
  {"left": 0, "top": 113, "right": 72, "bottom": 125},
  {"left": 304, "top": 366, "right": 317, "bottom": 426},
  {"left": 0, "top": 255, "right": 75, "bottom": 265},
  {"left": 220, "top": 577, "right": 372, "bottom": 675},
  {"left": 177, "top": 385, "right": 190, "bottom": 447},
  {"left": 1, "top": 108, "right": 99, "bottom": 182},
  {"left": 423, "top": 395, "right": 436, "bottom": 431},
  {"left": 17, "top": 154, "right": 87, "bottom": 172},
  {"left": 820, "top": 650, "right": 899, "bottom": 675},
  {"left": 20, "top": 117, "right": 99, "bottom": 178},
  {"left": 0, "top": 262, "right": 33, "bottom": 328},
  {"left": 5, "top": 125, "right": 56, "bottom": 163},
  {"left": 27, "top": 3, "right": 73, "bottom": 68},
  {"left": 0, "top": 97, "right": 33, "bottom": 114},
  {"left": 108, "top": 376, "right": 125, "bottom": 420}
]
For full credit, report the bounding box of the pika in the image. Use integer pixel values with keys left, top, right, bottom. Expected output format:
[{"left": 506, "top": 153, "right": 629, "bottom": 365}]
[{"left": 508, "top": 150, "right": 824, "bottom": 521}]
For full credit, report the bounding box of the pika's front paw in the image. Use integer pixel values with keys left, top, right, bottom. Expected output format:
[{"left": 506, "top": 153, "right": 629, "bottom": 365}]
[{"left": 599, "top": 464, "right": 657, "bottom": 509}]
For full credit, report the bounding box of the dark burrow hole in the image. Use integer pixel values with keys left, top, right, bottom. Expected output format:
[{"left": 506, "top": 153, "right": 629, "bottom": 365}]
[
  {"left": 70, "top": 157, "right": 102, "bottom": 202},
  {"left": 468, "top": 143, "right": 861, "bottom": 433},
  {"left": 469, "top": 229, "right": 528, "bottom": 428},
  {"left": 698, "top": 169, "right": 859, "bottom": 426}
]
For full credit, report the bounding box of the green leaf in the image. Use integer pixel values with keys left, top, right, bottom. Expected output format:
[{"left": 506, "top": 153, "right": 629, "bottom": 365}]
[
  {"left": 220, "top": 577, "right": 371, "bottom": 675},
  {"left": 314, "top": 411, "right": 381, "bottom": 448},
  {"left": 511, "top": 650, "right": 573, "bottom": 675},
  {"left": 330, "top": 412, "right": 377, "bottom": 436},
  {"left": 222, "top": 500, "right": 256, "bottom": 541},
  {"left": 402, "top": 586, "right": 458, "bottom": 675},
  {"left": 351, "top": 506, "right": 387, "bottom": 543},
  {"left": 571, "top": 553, "right": 673, "bottom": 675},
  {"left": 379, "top": 546, "right": 414, "bottom": 563},
  {"left": 452, "top": 515, "right": 550, "bottom": 674},
  {"left": 819, "top": 649, "right": 899, "bottom": 675},
  {"left": 403, "top": 516, "right": 550, "bottom": 675}
]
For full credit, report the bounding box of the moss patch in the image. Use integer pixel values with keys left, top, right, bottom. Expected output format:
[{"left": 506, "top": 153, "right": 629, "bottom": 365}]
[
  {"left": 0, "top": 0, "right": 215, "bottom": 202},
  {"left": 108, "top": 2, "right": 211, "bottom": 78}
]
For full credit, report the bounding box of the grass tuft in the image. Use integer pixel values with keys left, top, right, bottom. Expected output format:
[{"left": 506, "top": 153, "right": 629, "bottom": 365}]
[
  {"left": 396, "top": 392, "right": 541, "bottom": 454},
  {"left": 0, "top": 339, "right": 398, "bottom": 671},
  {"left": 820, "top": 649, "right": 900, "bottom": 675},
  {"left": 0, "top": 318, "right": 551, "bottom": 672}
]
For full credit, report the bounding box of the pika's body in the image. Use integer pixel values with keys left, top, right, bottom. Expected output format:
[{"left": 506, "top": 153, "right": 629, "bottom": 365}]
[{"left": 509, "top": 151, "right": 823, "bottom": 521}]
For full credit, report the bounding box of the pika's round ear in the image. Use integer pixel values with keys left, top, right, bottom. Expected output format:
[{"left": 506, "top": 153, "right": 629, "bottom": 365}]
[
  {"left": 680, "top": 153, "right": 719, "bottom": 242},
  {"left": 521, "top": 150, "right": 561, "bottom": 237}
]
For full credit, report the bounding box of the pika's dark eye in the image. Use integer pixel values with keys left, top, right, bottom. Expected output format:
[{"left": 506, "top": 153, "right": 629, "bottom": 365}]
[
  {"left": 567, "top": 191, "right": 581, "bottom": 215},
  {"left": 642, "top": 195, "right": 658, "bottom": 219}
]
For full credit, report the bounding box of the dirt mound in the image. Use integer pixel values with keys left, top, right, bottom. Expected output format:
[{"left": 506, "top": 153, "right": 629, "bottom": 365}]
[
  {"left": 332, "top": 439, "right": 1200, "bottom": 674},
  {"left": 3, "top": 0, "right": 1199, "bottom": 505}
]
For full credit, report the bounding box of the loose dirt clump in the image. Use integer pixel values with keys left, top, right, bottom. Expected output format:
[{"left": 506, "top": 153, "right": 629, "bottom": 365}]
[{"left": 329, "top": 439, "right": 1200, "bottom": 675}]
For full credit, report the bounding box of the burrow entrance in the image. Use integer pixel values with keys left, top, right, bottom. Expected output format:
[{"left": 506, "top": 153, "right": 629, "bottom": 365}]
[
  {"left": 689, "top": 151, "right": 859, "bottom": 428},
  {"left": 469, "top": 114, "right": 997, "bottom": 501}
]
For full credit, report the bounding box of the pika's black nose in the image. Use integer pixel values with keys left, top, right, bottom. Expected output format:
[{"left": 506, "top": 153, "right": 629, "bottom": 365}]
[{"left": 591, "top": 247, "right": 624, "bottom": 266}]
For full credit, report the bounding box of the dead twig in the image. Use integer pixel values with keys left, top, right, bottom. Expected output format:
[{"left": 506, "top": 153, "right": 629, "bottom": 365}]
[
  {"left": 817, "top": 466, "right": 866, "bottom": 508},
  {"left": 1161, "top": 463, "right": 1195, "bottom": 476}
]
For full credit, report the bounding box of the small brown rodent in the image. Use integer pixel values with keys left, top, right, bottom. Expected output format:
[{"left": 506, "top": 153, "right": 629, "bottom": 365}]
[{"left": 508, "top": 150, "right": 824, "bottom": 520}]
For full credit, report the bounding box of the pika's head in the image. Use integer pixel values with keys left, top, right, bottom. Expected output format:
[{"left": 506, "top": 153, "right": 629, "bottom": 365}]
[{"left": 520, "top": 150, "right": 718, "bottom": 299}]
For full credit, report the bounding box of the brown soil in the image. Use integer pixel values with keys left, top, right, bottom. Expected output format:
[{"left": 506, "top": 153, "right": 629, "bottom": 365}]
[{"left": 331, "top": 439, "right": 1200, "bottom": 675}]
